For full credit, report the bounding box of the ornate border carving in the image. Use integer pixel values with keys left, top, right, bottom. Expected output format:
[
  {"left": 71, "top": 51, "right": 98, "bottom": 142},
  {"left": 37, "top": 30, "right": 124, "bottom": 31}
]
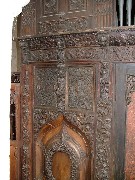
[
  {"left": 95, "top": 62, "right": 112, "bottom": 179},
  {"left": 21, "top": 66, "right": 32, "bottom": 180}
]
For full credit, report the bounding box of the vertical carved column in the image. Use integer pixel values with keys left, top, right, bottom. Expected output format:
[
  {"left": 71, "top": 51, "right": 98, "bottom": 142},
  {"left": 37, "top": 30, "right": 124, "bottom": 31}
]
[
  {"left": 21, "top": 65, "right": 33, "bottom": 180},
  {"left": 56, "top": 37, "right": 66, "bottom": 111},
  {"left": 95, "top": 62, "right": 112, "bottom": 179}
]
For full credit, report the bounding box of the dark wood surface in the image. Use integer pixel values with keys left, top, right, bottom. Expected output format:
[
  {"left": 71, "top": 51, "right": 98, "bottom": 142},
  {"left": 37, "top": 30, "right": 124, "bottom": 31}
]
[{"left": 16, "top": 1, "right": 135, "bottom": 179}]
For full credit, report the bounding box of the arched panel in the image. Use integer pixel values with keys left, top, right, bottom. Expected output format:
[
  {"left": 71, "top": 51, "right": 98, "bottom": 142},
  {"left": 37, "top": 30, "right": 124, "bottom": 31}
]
[{"left": 36, "top": 115, "right": 91, "bottom": 180}]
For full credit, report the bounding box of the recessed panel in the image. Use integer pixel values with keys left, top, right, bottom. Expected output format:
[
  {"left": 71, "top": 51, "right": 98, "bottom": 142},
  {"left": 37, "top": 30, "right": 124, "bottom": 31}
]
[
  {"left": 67, "top": 66, "right": 95, "bottom": 111},
  {"left": 52, "top": 152, "right": 71, "bottom": 180},
  {"left": 34, "top": 67, "right": 58, "bottom": 108}
]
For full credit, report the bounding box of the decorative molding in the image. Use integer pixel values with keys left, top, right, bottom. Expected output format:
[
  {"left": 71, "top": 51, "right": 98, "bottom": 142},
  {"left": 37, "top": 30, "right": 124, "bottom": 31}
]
[
  {"left": 95, "top": 62, "right": 112, "bottom": 179},
  {"left": 126, "top": 75, "right": 135, "bottom": 105},
  {"left": 19, "top": 28, "right": 135, "bottom": 51}
]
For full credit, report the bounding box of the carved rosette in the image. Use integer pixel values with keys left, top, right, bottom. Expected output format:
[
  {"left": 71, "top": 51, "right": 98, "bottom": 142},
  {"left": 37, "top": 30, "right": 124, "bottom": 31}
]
[{"left": 95, "top": 62, "right": 112, "bottom": 179}]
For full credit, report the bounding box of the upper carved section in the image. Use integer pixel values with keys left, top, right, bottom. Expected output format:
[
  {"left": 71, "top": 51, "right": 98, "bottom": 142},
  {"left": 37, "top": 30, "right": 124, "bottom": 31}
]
[{"left": 18, "top": 0, "right": 115, "bottom": 37}]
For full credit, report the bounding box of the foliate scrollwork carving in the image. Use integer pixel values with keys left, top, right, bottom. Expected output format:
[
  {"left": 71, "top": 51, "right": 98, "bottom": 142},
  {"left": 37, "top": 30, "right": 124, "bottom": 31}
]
[
  {"left": 108, "top": 46, "right": 135, "bottom": 62},
  {"left": 33, "top": 109, "right": 59, "bottom": 139},
  {"left": 21, "top": 68, "right": 31, "bottom": 179},
  {"left": 65, "top": 47, "right": 106, "bottom": 61},
  {"left": 126, "top": 75, "right": 135, "bottom": 105},
  {"left": 67, "top": 66, "right": 94, "bottom": 111},
  {"left": 65, "top": 111, "right": 95, "bottom": 145},
  {"left": 69, "top": 0, "right": 85, "bottom": 11},
  {"left": 96, "top": 62, "right": 112, "bottom": 180},
  {"left": 34, "top": 67, "right": 58, "bottom": 107},
  {"left": 43, "top": 0, "right": 58, "bottom": 14},
  {"left": 38, "top": 17, "right": 88, "bottom": 35}
]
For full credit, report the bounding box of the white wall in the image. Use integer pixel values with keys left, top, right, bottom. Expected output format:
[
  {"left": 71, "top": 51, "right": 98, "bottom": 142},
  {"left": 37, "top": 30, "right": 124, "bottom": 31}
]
[{"left": 0, "top": 1, "right": 29, "bottom": 179}]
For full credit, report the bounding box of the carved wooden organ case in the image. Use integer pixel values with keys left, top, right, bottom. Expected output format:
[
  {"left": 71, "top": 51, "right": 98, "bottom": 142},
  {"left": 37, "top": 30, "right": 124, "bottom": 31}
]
[{"left": 18, "top": 0, "right": 135, "bottom": 179}]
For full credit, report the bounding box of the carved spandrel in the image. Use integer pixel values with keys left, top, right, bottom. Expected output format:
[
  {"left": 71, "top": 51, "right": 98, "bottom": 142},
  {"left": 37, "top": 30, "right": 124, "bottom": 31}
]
[
  {"left": 34, "top": 67, "right": 58, "bottom": 108},
  {"left": 67, "top": 67, "right": 94, "bottom": 111}
]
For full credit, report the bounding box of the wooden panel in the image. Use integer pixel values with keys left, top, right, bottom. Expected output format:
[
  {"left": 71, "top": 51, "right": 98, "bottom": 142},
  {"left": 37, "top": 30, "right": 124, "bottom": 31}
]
[
  {"left": 10, "top": 83, "right": 21, "bottom": 180},
  {"left": 10, "top": 142, "right": 17, "bottom": 180},
  {"left": 52, "top": 152, "right": 71, "bottom": 180}
]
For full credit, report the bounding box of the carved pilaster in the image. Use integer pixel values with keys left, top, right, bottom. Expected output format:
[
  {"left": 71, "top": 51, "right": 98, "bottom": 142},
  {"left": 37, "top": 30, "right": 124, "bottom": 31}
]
[
  {"left": 95, "top": 62, "right": 112, "bottom": 179},
  {"left": 21, "top": 66, "right": 33, "bottom": 180}
]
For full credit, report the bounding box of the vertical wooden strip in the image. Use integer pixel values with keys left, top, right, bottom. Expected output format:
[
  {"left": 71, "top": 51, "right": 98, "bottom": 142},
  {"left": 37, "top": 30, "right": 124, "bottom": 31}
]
[{"left": 21, "top": 65, "right": 33, "bottom": 180}]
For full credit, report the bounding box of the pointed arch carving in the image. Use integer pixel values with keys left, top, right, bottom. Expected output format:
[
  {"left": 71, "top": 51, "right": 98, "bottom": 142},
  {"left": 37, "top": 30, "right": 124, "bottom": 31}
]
[{"left": 35, "top": 115, "right": 92, "bottom": 180}]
